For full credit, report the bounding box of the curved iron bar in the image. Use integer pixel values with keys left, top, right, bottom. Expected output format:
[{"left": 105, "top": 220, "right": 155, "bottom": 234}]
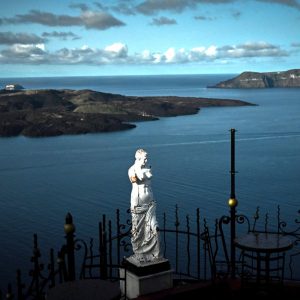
[
  {"left": 235, "top": 214, "right": 251, "bottom": 233},
  {"left": 36, "top": 268, "right": 63, "bottom": 299},
  {"left": 217, "top": 217, "right": 230, "bottom": 277},
  {"left": 120, "top": 239, "right": 132, "bottom": 253},
  {"left": 252, "top": 206, "right": 260, "bottom": 232},
  {"left": 21, "top": 239, "right": 65, "bottom": 299},
  {"left": 279, "top": 210, "right": 300, "bottom": 238},
  {"left": 116, "top": 208, "right": 132, "bottom": 260},
  {"left": 288, "top": 239, "right": 300, "bottom": 280},
  {"left": 118, "top": 211, "right": 132, "bottom": 235},
  {"left": 73, "top": 238, "right": 88, "bottom": 279},
  {"left": 163, "top": 212, "right": 167, "bottom": 258}
]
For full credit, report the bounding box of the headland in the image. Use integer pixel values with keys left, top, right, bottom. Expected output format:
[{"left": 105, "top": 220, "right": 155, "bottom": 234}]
[
  {"left": 0, "top": 89, "right": 254, "bottom": 137},
  {"left": 209, "top": 69, "right": 300, "bottom": 89}
]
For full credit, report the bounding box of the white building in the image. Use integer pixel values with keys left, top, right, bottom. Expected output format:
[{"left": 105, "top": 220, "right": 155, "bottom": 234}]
[{"left": 5, "top": 84, "right": 24, "bottom": 91}]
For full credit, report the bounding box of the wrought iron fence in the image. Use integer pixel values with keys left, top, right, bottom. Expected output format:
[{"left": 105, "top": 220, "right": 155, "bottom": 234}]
[
  {"left": 1, "top": 204, "right": 300, "bottom": 300},
  {"left": 0, "top": 206, "right": 206, "bottom": 299}
]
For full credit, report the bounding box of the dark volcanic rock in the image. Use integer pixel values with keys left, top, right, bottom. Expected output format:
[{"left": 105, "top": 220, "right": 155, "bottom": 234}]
[
  {"left": 210, "top": 69, "right": 300, "bottom": 88},
  {"left": 0, "top": 89, "right": 253, "bottom": 137}
]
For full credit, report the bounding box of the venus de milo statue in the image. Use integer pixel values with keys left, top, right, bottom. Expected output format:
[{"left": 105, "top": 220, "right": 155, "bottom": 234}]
[{"left": 128, "top": 149, "right": 161, "bottom": 263}]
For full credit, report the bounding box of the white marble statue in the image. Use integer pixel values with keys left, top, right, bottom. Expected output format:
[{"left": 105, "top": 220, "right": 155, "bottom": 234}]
[{"left": 128, "top": 149, "right": 161, "bottom": 263}]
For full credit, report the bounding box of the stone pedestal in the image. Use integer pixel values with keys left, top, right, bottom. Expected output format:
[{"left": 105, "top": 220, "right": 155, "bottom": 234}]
[{"left": 120, "top": 257, "right": 173, "bottom": 299}]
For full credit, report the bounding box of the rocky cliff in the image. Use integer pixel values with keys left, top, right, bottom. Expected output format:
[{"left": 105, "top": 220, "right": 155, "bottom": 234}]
[{"left": 211, "top": 69, "right": 300, "bottom": 88}]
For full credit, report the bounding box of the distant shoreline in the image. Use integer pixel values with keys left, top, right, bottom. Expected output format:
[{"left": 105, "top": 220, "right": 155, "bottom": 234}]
[
  {"left": 0, "top": 88, "right": 255, "bottom": 137},
  {"left": 210, "top": 69, "right": 300, "bottom": 88}
]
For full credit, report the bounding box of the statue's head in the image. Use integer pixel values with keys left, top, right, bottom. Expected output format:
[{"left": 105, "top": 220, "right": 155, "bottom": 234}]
[{"left": 135, "top": 149, "right": 148, "bottom": 167}]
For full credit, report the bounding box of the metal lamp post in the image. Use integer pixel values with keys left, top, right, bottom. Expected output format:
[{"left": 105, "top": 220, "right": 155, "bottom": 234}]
[{"left": 228, "top": 128, "right": 238, "bottom": 279}]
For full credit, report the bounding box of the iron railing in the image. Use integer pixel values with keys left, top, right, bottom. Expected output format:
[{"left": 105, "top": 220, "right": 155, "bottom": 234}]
[{"left": 1, "top": 204, "right": 300, "bottom": 300}]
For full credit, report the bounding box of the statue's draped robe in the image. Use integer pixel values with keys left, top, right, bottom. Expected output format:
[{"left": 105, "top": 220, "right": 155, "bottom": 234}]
[{"left": 128, "top": 164, "right": 161, "bottom": 262}]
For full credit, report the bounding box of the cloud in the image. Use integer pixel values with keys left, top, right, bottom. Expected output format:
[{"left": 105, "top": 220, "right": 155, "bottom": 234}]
[
  {"left": 69, "top": 3, "right": 90, "bottom": 11},
  {"left": 218, "top": 42, "right": 288, "bottom": 58},
  {"left": 194, "top": 15, "right": 215, "bottom": 21},
  {"left": 257, "top": 0, "right": 300, "bottom": 10},
  {"left": 104, "top": 42, "right": 128, "bottom": 58},
  {"left": 150, "top": 16, "right": 177, "bottom": 26},
  {"left": 0, "top": 9, "right": 126, "bottom": 30},
  {"left": 94, "top": 2, "right": 110, "bottom": 10},
  {"left": 2, "top": 10, "right": 82, "bottom": 26},
  {"left": 0, "top": 32, "right": 46, "bottom": 45},
  {"left": 0, "top": 41, "right": 289, "bottom": 65},
  {"left": 42, "top": 31, "right": 81, "bottom": 40},
  {"left": 136, "top": 0, "right": 236, "bottom": 15},
  {"left": 232, "top": 10, "right": 241, "bottom": 18},
  {"left": 136, "top": 0, "right": 199, "bottom": 15},
  {"left": 82, "top": 11, "right": 126, "bottom": 29},
  {"left": 111, "top": 2, "right": 137, "bottom": 15},
  {"left": 1, "top": 44, "right": 47, "bottom": 63}
]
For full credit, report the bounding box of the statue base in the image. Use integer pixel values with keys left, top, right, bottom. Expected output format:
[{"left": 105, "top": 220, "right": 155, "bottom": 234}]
[{"left": 120, "top": 257, "right": 173, "bottom": 299}]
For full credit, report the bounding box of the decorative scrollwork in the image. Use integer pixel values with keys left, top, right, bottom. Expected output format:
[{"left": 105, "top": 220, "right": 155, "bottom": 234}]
[
  {"left": 279, "top": 220, "right": 287, "bottom": 232},
  {"left": 118, "top": 209, "right": 131, "bottom": 236},
  {"left": 235, "top": 214, "right": 251, "bottom": 232},
  {"left": 120, "top": 239, "right": 131, "bottom": 253},
  {"left": 277, "top": 208, "right": 300, "bottom": 237},
  {"left": 25, "top": 234, "right": 48, "bottom": 298},
  {"left": 74, "top": 238, "right": 88, "bottom": 279},
  {"left": 219, "top": 215, "right": 230, "bottom": 225}
]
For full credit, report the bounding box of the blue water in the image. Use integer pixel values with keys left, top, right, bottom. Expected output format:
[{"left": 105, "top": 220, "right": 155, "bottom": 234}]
[{"left": 0, "top": 74, "right": 299, "bottom": 290}]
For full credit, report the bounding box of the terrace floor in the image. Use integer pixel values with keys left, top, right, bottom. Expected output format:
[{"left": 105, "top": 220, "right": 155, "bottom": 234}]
[
  {"left": 137, "top": 279, "right": 300, "bottom": 300},
  {"left": 46, "top": 278, "right": 300, "bottom": 300}
]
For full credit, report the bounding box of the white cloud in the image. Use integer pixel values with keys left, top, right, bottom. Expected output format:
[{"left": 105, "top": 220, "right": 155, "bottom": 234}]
[
  {"left": 165, "top": 48, "right": 176, "bottom": 62},
  {"left": 104, "top": 42, "right": 128, "bottom": 58},
  {"left": 36, "top": 44, "right": 45, "bottom": 51},
  {"left": 0, "top": 41, "right": 289, "bottom": 65},
  {"left": 205, "top": 45, "right": 217, "bottom": 57}
]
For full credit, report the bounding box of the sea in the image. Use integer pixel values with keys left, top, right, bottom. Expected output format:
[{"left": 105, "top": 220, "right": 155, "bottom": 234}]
[{"left": 0, "top": 74, "right": 299, "bottom": 290}]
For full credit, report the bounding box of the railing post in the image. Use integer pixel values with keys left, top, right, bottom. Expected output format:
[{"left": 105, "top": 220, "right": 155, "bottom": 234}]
[
  {"left": 228, "top": 128, "right": 238, "bottom": 279},
  {"left": 16, "top": 270, "right": 23, "bottom": 300},
  {"left": 6, "top": 284, "right": 13, "bottom": 300},
  {"left": 196, "top": 208, "right": 201, "bottom": 279},
  {"left": 57, "top": 250, "right": 67, "bottom": 283},
  {"left": 175, "top": 205, "right": 180, "bottom": 274},
  {"left": 31, "top": 234, "right": 42, "bottom": 299},
  {"left": 64, "top": 213, "right": 76, "bottom": 281},
  {"left": 99, "top": 214, "right": 108, "bottom": 279},
  {"left": 49, "top": 249, "right": 55, "bottom": 288}
]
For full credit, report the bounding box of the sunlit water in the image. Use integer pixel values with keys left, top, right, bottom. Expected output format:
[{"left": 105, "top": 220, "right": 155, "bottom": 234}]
[{"left": 0, "top": 75, "right": 299, "bottom": 289}]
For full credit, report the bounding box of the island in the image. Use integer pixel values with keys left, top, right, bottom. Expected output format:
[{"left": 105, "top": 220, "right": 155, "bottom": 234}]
[
  {"left": 0, "top": 89, "right": 254, "bottom": 137},
  {"left": 210, "top": 69, "right": 300, "bottom": 88}
]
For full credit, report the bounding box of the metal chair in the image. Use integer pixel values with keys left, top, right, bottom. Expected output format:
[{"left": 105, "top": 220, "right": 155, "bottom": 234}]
[{"left": 201, "top": 218, "right": 231, "bottom": 282}]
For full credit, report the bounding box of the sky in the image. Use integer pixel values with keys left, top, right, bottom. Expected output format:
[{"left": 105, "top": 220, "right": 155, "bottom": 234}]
[{"left": 0, "top": 0, "right": 299, "bottom": 77}]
